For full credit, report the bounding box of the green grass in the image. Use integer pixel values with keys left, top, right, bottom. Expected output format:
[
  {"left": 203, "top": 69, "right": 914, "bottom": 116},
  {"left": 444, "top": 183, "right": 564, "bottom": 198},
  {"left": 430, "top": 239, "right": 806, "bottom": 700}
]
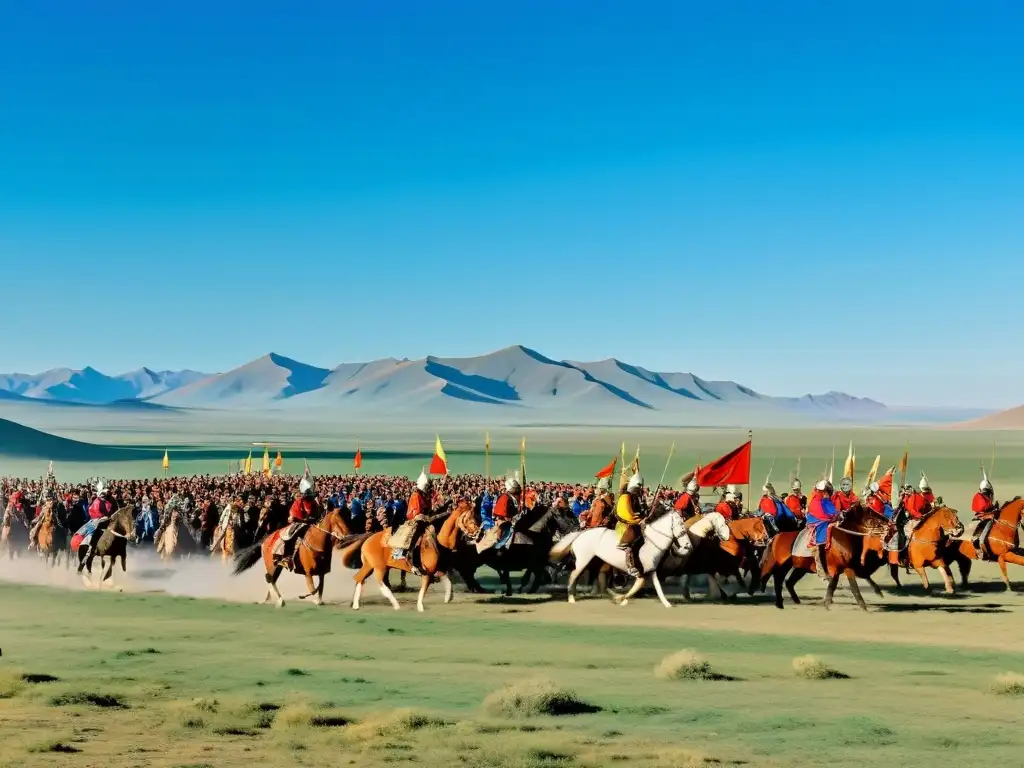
[{"left": 4, "top": 581, "right": 1024, "bottom": 767}]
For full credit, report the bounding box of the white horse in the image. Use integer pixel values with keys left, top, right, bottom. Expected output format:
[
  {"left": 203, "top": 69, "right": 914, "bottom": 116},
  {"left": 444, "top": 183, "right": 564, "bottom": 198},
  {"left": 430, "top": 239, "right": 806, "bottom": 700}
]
[{"left": 549, "top": 510, "right": 731, "bottom": 607}]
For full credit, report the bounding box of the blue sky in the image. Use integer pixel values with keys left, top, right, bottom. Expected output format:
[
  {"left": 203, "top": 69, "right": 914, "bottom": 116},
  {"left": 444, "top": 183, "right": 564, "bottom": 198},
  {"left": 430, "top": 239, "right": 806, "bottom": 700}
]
[{"left": 1, "top": 1, "right": 1022, "bottom": 408}]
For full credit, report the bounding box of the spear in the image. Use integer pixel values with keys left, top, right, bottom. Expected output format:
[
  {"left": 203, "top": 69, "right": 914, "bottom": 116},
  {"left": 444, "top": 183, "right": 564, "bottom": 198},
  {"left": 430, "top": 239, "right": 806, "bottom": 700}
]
[{"left": 651, "top": 441, "right": 676, "bottom": 505}]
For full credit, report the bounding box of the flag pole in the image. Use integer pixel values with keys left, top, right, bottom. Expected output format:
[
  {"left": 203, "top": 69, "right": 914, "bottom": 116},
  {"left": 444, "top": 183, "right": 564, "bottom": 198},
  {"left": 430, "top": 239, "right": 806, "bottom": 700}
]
[
  {"left": 485, "top": 431, "right": 491, "bottom": 483},
  {"left": 747, "top": 430, "right": 753, "bottom": 513}
]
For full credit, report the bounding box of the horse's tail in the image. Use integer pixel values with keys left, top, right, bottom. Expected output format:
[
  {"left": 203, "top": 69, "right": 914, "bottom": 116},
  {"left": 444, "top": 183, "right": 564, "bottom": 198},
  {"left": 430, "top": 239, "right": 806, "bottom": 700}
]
[
  {"left": 548, "top": 530, "right": 582, "bottom": 562},
  {"left": 340, "top": 533, "right": 374, "bottom": 569},
  {"left": 232, "top": 542, "right": 264, "bottom": 575}
]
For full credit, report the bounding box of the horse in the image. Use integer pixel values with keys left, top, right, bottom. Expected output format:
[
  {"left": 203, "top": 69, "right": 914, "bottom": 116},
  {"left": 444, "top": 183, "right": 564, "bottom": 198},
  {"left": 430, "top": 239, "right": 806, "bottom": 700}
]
[
  {"left": 340, "top": 509, "right": 454, "bottom": 612},
  {"left": 232, "top": 508, "right": 354, "bottom": 607},
  {"left": 211, "top": 502, "right": 242, "bottom": 562},
  {"left": 433, "top": 499, "right": 495, "bottom": 593},
  {"left": 33, "top": 500, "right": 70, "bottom": 568},
  {"left": 74, "top": 507, "right": 139, "bottom": 590},
  {"left": 953, "top": 498, "right": 1024, "bottom": 591},
  {"left": 461, "top": 502, "right": 577, "bottom": 596},
  {"left": 886, "top": 506, "right": 965, "bottom": 594},
  {"left": 549, "top": 510, "right": 731, "bottom": 607},
  {"left": 1, "top": 502, "right": 31, "bottom": 559},
  {"left": 677, "top": 515, "right": 770, "bottom": 601},
  {"left": 759, "top": 503, "right": 890, "bottom": 610},
  {"left": 155, "top": 507, "right": 200, "bottom": 561}
]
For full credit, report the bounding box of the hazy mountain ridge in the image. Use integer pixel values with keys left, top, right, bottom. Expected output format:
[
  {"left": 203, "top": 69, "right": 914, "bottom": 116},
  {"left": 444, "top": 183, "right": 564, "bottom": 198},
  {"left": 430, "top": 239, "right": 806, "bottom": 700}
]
[{"left": 0, "top": 346, "right": 895, "bottom": 424}]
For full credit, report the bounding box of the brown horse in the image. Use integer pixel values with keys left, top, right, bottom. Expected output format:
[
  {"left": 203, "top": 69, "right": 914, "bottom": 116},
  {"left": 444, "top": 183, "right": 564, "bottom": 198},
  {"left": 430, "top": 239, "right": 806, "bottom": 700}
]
[
  {"left": 340, "top": 510, "right": 454, "bottom": 612},
  {"left": 232, "top": 508, "right": 353, "bottom": 607},
  {"left": 759, "top": 503, "right": 890, "bottom": 610},
  {"left": 678, "top": 516, "right": 770, "bottom": 601},
  {"left": 949, "top": 498, "right": 1024, "bottom": 591},
  {"left": 33, "top": 501, "right": 69, "bottom": 568},
  {"left": 1, "top": 503, "right": 31, "bottom": 559},
  {"left": 887, "top": 506, "right": 965, "bottom": 594}
]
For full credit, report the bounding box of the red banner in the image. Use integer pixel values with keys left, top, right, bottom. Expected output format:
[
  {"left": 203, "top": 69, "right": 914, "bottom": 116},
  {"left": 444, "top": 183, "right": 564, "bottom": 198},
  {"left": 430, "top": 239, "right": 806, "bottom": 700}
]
[
  {"left": 595, "top": 457, "right": 617, "bottom": 479},
  {"left": 353, "top": 449, "right": 363, "bottom": 470},
  {"left": 695, "top": 440, "right": 752, "bottom": 486}
]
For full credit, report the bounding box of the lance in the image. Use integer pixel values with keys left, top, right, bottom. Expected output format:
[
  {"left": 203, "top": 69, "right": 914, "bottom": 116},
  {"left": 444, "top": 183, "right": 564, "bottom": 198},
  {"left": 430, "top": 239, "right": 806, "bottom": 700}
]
[{"left": 650, "top": 441, "right": 676, "bottom": 507}]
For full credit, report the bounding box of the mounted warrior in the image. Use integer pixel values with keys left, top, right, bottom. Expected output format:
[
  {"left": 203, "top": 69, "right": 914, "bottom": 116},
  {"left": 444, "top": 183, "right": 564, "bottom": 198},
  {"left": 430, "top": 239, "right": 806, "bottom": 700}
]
[
  {"left": 806, "top": 479, "right": 838, "bottom": 581},
  {"left": 274, "top": 470, "right": 321, "bottom": 568},
  {"left": 78, "top": 479, "right": 115, "bottom": 563},
  {"left": 784, "top": 478, "right": 807, "bottom": 517},
  {"left": 475, "top": 472, "right": 523, "bottom": 553},
  {"left": 615, "top": 471, "right": 649, "bottom": 578},
  {"left": 674, "top": 478, "right": 701, "bottom": 519},
  {"left": 971, "top": 466, "right": 999, "bottom": 553},
  {"left": 580, "top": 477, "right": 615, "bottom": 529},
  {"left": 389, "top": 469, "right": 433, "bottom": 572},
  {"left": 831, "top": 475, "right": 859, "bottom": 512}
]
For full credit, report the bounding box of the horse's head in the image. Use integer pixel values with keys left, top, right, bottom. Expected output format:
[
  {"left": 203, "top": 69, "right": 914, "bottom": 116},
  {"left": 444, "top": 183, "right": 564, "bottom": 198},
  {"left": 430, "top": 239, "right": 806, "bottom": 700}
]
[
  {"left": 111, "top": 507, "right": 139, "bottom": 544},
  {"left": 735, "top": 516, "right": 770, "bottom": 548},
  {"left": 931, "top": 506, "right": 964, "bottom": 539},
  {"left": 323, "top": 508, "right": 353, "bottom": 542}
]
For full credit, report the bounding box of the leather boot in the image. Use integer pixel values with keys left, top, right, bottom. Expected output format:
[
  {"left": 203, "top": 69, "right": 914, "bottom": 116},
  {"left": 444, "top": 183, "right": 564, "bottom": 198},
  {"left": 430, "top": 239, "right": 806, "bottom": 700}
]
[{"left": 814, "top": 545, "right": 830, "bottom": 582}]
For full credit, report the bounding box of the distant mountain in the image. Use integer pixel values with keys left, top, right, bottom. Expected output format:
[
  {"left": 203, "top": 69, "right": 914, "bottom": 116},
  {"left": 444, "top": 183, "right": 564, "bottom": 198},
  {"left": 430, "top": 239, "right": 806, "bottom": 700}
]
[
  {"left": 0, "top": 367, "right": 208, "bottom": 405},
  {"left": 0, "top": 346, "right": 897, "bottom": 424}
]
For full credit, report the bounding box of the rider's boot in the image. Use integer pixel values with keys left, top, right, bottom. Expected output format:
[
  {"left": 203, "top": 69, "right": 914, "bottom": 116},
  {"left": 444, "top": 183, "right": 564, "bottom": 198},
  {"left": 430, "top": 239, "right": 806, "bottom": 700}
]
[{"left": 814, "top": 545, "right": 831, "bottom": 583}]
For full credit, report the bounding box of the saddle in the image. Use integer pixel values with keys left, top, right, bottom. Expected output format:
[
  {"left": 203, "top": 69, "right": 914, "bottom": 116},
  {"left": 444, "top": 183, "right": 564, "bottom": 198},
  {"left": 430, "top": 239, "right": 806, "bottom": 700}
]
[{"left": 791, "top": 527, "right": 817, "bottom": 558}]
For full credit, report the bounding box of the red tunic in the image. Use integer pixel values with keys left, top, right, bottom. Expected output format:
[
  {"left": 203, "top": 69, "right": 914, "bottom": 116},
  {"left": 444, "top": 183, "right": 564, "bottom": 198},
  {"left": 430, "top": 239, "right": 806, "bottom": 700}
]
[
  {"left": 714, "top": 501, "right": 734, "bottom": 520},
  {"left": 674, "top": 492, "right": 699, "bottom": 515},
  {"left": 758, "top": 497, "right": 777, "bottom": 516},
  {"left": 784, "top": 494, "right": 806, "bottom": 516},
  {"left": 831, "top": 491, "right": 859, "bottom": 512},
  {"left": 493, "top": 493, "right": 516, "bottom": 519},
  {"left": 971, "top": 493, "right": 995, "bottom": 516},
  {"left": 88, "top": 498, "right": 113, "bottom": 520},
  {"left": 904, "top": 492, "right": 930, "bottom": 519},
  {"left": 864, "top": 494, "right": 886, "bottom": 516},
  {"left": 407, "top": 489, "right": 430, "bottom": 520},
  {"left": 289, "top": 497, "right": 319, "bottom": 522}
]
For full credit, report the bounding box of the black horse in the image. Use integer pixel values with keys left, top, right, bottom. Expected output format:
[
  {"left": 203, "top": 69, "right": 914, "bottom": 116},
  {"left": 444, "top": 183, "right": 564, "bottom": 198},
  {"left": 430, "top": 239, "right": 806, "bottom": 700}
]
[
  {"left": 76, "top": 506, "right": 138, "bottom": 588},
  {"left": 466, "top": 502, "right": 578, "bottom": 596}
]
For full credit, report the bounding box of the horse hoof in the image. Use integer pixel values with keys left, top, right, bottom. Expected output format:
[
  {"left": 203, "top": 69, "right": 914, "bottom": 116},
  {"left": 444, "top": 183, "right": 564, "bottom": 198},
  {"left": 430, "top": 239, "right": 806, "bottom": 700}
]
[{"left": 619, "top": 599, "right": 629, "bottom": 607}]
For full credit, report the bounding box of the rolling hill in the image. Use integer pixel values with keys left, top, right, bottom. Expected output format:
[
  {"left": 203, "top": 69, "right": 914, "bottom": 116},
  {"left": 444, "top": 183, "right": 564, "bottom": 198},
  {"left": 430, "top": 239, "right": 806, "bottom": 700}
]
[
  {"left": 0, "top": 418, "right": 161, "bottom": 461},
  {"left": 953, "top": 404, "right": 1024, "bottom": 430}
]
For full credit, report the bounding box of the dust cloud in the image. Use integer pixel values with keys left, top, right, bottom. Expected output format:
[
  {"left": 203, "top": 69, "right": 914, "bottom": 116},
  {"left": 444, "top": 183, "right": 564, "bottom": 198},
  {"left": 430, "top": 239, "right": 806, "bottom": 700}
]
[{"left": 0, "top": 547, "right": 359, "bottom": 606}]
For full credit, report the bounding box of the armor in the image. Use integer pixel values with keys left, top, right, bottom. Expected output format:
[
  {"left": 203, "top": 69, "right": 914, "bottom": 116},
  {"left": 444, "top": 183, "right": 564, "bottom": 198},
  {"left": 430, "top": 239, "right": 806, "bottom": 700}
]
[{"left": 616, "top": 474, "right": 647, "bottom": 577}]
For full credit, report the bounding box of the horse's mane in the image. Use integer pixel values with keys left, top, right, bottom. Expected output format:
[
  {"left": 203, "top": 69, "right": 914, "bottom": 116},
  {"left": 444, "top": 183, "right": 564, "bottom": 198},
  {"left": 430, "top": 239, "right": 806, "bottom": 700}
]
[{"left": 646, "top": 499, "right": 676, "bottom": 525}]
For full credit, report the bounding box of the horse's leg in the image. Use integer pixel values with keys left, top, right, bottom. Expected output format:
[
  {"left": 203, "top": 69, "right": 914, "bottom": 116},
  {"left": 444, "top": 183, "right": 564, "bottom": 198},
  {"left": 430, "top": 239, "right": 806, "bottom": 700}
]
[
  {"left": 936, "top": 561, "right": 955, "bottom": 595},
  {"left": 500, "top": 568, "right": 513, "bottom": 597},
  {"left": 915, "top": 564, "right": 931, "bottom": 594},
  {"left": 957, "top": 553, "right": 972, "bottom": 590},
  {"left": 771, "top": 565, "right": 787, "bottom": 609},
  {"left": 864, "top": 576, "right": 885, "bottom": 598},
  {"left": 566, "top": 561, "right": 588, "bottom": 605},
  {"left": 681, "top": 574, "right": 692, "bottom": 602},
  {"left": 845, "top": 571, "right": 868, "bottom": 611},
  {"left": 614, "top": 577, "right": 646, "bottom": 607},
  {"left": 416, "top": 573, "right": 431, "bottom": 613},
  {"left": 301, "top": 572, "right": 318, "bottom": 602},
  {"left": 441, "top": 574, "right": 453, "bottom": 604},
  {"left": 378, "top": 567, "right": 401, "bottom": 611},
  {"left": 651, "top": 571, "right": 672, "bottom": 609},
  {"left": 822, "top": 571, "right": 841, "bottom": 610},
  {"left": 890, "top": 562, "right": 905, "bottom": 590},
  {"left": 262, "top": 562, "right": 280, "bottom": 604}
]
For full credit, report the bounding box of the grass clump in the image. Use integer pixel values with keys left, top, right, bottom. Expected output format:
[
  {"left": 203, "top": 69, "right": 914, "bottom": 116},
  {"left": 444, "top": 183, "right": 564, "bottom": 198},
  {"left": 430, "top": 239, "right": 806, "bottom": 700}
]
[
  {"left": 29, "top": 741, "right": 82, "bottom": 754},
  {"left": 22, "top": 673, "right": 60, "bottom": 684},
  {"left": 49, "top": 691, "right": 128, "bottom": 708},
  {"left": 0, "top": 671, "right": 26, "bottom": 699},
  {"left": 792, "top": 655, "right": 850, "bottom": 680},
  {"left": 991, "top": 672, "right": 1024, "bottom": 696},
  {"left": 482, "top": 678, "right": 601, "bottom": 718},
  {"left": 346, "top": 708, "right": 449, "bottom": 741},
  {"left": 655, "top": 650, "right": 733, "bottom": 681}
]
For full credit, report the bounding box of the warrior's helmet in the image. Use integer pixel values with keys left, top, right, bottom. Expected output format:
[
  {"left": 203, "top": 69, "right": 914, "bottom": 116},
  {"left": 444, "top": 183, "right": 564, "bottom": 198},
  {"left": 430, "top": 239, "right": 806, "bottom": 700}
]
[
  {"left": 298, "top": 474, "right": 315, "bottom": 498},
  {"left": 919, "top": 473, "right": 931, "bottom": 493},
  {"left": 415, "top": 469, "right": 431, "bottom": 493},
  {"left": 626, "top": 472, "right": 644, "bottom": 492},
  {"left": 762, "top": 482, "right": 776, "bottom": 496},
  {"left": 686, "top": 479, "right": 699, "bottom": 494},
  {"left": 980, "top": 466, "right": 993, "bottom": 495},
  {"left": 505, "top": 474, "right": 522, "bottom": 494},
  {"left": 791, "top": 479, "right": 802, "bottom": 493},
  {"left": 595, "top": 477, "right": 611, "bottom": 493}
]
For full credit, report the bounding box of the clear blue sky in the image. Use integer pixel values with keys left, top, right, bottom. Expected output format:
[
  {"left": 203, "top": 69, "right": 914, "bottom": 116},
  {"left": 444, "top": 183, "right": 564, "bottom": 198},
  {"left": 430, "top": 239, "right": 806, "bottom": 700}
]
[{"left": 1, "top": 1, "right": 1021, "bottom": 408}]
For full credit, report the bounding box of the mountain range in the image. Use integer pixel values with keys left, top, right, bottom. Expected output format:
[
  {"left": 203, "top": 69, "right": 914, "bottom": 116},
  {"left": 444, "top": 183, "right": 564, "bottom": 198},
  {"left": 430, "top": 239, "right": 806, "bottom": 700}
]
[{"left": 0, "top": 346, "right": 898, "bottom": 425}]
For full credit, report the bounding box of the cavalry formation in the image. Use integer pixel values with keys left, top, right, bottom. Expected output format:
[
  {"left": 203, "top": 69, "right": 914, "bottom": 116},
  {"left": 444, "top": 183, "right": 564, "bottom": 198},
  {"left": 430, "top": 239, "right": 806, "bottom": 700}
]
[{"left": 2, "top": 460, "right": 1022, "bottom": 612}]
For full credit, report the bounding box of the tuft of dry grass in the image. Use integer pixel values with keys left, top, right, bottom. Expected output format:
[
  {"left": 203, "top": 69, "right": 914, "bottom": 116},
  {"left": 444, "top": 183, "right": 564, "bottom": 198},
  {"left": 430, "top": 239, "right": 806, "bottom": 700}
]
[
  {"left": 655, "top": 650, "right": 733, "bottom": 682},
  {"left": 482, "top": 678, "right": 601, "bottom": 718},
  {"left": 991, "top": 672, "right": 1024, "bottom": 696},
  {"left": 792, "top": 655, "right": 849, "bottom": 680},
  {"left": 0, "top": 671, "right": 26, "bottom": 700},
  {"left": 345, "top": 708, "right": 448, "bottom": 741}
]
